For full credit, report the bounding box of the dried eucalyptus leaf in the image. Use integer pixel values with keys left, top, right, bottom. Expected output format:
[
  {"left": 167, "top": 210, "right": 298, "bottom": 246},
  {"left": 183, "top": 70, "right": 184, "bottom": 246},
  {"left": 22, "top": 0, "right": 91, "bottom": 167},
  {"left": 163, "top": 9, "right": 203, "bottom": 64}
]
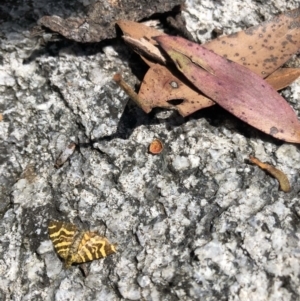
[
  {"left": 156, "top": 35, "right": 300, "bottom": 143},
  {"left": 265, "top": 68, "right": 300, "bottom": 90},
  {"left": 118, "top": 9, "right": 300, "bottom": 116},
  {"left": 204, "top": 8, "right": 300, "bottom": 78}
]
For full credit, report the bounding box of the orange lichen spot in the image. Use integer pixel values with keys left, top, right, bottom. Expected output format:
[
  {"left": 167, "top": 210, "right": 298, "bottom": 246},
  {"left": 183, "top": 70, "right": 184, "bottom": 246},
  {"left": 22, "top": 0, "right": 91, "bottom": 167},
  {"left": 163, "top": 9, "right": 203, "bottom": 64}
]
[
  {"left": 149, "top": 139, "right": 163, "bottom": 154},
  {"left": 249, "top": 155, "right": 291, "bottom": 192}
]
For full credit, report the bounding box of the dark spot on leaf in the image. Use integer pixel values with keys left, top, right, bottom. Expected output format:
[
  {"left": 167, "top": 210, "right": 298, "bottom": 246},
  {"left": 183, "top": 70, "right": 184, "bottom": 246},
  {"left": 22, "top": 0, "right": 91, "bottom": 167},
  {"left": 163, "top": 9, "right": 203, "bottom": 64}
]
[
  {"left": 270, "top": 127, "right": 279, "bottom": 135},
  {"left": 188, "top": 42, "right": 193, "bottom": 47},
  {"left": 286, "top": 34, "right": 296, "bottom": 44},
  {"left": 234, "top": 53, "right": 239, "bottom": 57}
]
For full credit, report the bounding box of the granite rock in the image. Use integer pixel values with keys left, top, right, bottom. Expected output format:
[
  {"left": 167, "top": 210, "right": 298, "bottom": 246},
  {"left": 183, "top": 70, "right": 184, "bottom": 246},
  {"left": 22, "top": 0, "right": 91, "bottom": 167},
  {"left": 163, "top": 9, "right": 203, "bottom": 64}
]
[{"left": 0, "top": 0, "right": 300, "bottom": 300}]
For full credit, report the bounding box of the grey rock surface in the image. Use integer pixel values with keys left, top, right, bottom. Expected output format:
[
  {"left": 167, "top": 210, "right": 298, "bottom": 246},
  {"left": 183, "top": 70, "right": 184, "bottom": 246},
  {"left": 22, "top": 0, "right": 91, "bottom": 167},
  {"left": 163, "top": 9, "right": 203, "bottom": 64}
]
[
  {"left": 1, "top": 0, "right": 300, "bottom": 300},
  {"left": 38, "top": 0, "right": 182, "bottom": 42}
]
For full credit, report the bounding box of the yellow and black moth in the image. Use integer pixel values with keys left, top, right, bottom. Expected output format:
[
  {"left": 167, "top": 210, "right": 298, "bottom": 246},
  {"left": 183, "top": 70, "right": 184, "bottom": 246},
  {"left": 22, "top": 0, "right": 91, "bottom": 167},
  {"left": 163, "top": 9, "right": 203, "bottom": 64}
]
[{"left": 48, "top": 220, "right": 117, "bottom": 268}]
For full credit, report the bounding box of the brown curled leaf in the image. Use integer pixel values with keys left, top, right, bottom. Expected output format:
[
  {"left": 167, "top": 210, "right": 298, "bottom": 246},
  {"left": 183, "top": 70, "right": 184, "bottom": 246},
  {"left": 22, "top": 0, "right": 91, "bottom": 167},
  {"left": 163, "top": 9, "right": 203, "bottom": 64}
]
[
  {"left": 265, "top": 68, "right": 300, "bottom": 91},
  {"left": 117, "top": 21, "right": 215, "bottom": 115},
  {"left": 118, "top": 8, "right": 300, "bottom": 78},
  {"left": 138, "top": 64, "right": 214, "bottom": 115},
  {"left": 138, "top": 65, "right": 300, "bottom": 116},
  {"left": 118, "top": 9, "right": 300, "bottom": 116},
  {"left": 122, "top": 36, "right": 166, "bottom": 65},
  {"left": 249, "top": 156, "right": 291, "bottom": 192}
]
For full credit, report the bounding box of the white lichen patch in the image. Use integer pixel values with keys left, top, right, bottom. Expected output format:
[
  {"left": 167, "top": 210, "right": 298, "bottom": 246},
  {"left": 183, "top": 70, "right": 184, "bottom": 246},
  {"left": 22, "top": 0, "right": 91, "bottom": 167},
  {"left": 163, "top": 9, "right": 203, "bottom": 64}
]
[
  {"left": 24, "top": 253, "right": 44, "bottom": 284},
  {"left": 36, "top": 240, "right": 53, "bottom": 255}
]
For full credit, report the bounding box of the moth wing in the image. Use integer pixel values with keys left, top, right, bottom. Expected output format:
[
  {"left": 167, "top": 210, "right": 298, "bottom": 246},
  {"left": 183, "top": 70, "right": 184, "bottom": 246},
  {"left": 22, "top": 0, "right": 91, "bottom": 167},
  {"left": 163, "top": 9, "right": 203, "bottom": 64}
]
[
  {"left": 74, "top": 232, "right": 117, "bottom": 264},
  {"left": 48, "top": 221, "right": 77, "bottom": 260}
]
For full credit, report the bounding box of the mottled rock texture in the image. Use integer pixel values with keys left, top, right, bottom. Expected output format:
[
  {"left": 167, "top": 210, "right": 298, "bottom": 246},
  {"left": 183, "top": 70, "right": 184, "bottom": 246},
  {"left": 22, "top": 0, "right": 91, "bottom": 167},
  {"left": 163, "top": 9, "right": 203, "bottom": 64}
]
[
  {"left": 0, "top": 0, "right": 300, "bottom": 300},
  {"left": 38, "top": 0, "right": 181, "bottom": 42}
]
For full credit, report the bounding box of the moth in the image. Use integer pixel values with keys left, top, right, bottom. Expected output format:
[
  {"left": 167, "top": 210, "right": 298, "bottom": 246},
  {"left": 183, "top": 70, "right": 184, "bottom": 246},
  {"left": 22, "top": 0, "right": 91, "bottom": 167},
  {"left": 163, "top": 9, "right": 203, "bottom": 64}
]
[{"left": 48, "top": 220, "right": 117, "bottom": 268}]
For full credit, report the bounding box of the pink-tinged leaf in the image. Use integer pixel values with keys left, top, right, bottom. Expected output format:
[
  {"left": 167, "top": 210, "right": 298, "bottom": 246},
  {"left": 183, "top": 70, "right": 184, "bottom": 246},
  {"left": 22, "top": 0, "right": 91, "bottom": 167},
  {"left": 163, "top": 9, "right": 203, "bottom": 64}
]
[
  {"left": 155, "top": 35, "right": 300, "bottom": 143},
  {"left": 138, "top": 65, "right": 300, "bottom": 117},
  {"left": 117, "top": 9, "right": 300, "bottom": 116},
  {"left": 118, "top": 9, "right": 300, "bottom": 79}
]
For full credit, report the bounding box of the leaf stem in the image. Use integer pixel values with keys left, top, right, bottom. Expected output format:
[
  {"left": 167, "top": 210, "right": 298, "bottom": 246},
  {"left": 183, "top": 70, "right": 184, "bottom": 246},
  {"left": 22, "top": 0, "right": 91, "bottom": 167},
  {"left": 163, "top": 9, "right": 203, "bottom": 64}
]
[{"left": 113, "top": 73, "right": 151, "bottom": 113}]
